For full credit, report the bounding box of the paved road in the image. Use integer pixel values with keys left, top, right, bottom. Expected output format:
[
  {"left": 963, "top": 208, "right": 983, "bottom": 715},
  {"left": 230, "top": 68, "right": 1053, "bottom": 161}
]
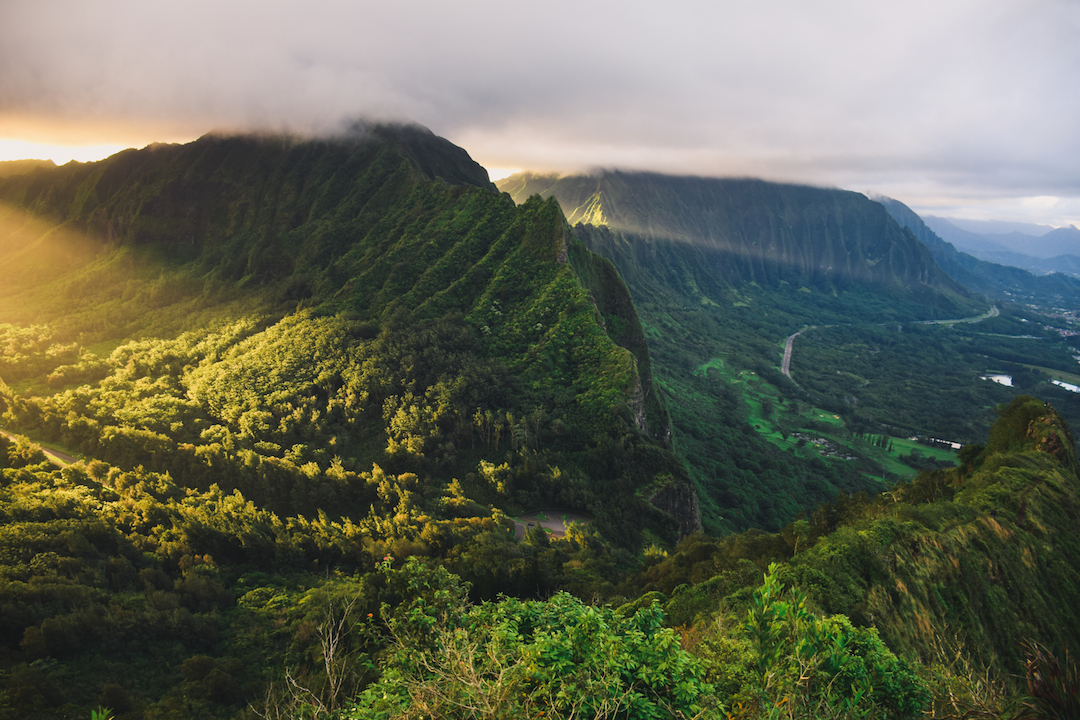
[
  {"left": 919, "top": 305, "right": 999, "bottom": 325},
  {"left": 513, "top": 509, "right": 591, "bottom": 540},
  {"left": 780, "top": 305, "right": 998, "bottom": 380},
  {"left": 781, "top": 327, "right": 811, "bottom": 379},
  {"left": 0, "top": 429, "right": 78, "bottom": 466}
]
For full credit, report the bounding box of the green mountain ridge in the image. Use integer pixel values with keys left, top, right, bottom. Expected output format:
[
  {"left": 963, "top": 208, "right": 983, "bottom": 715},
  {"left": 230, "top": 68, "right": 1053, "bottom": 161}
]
[
  {"left": 0, "top": 127, "right": 705, "bottom": 545},
  {"left": 0, "top": 130, "right": 1078, "bottom": 718},
  {"left": 0, "top": 159, "right": 56, "bottom": 179}
]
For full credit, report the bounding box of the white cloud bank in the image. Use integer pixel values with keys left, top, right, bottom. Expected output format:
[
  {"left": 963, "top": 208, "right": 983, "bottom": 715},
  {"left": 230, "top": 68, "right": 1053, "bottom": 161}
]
[{"left": 1, "top": 0, "right": 1078, "bottom": 225}]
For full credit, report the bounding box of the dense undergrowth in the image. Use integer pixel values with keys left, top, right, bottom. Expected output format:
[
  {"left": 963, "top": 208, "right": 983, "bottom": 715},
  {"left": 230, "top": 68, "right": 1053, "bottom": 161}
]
[{"left": 3, "top": 395, "right": 1077, "bottom": 718}]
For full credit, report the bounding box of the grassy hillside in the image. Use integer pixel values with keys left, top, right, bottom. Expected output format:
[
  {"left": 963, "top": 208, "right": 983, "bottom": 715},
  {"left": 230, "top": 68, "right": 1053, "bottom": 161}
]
[{"left": 635, "top": 397, "right": 1080, "bottom": 698}]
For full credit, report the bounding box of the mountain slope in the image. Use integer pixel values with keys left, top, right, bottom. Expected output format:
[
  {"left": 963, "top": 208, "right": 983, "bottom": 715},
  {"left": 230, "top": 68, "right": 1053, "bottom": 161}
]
[
  {"left": 499, "top": 172, "right": 992, "bottom": 534},
  {"left": 502, "top": 172, "right": 977, "bottom": 312},
  {"left": 877, "top": 196, "right": 1080, "bottom": 305},
  {"left": 790, "top": 395, "right": 1080, "bottom": 675},
  {"left": 634, "top": 394, "right": 1080, "bottom": 703},
  {"left": 0, "top": 127, "right": 698, "bottom": 544},
  {"left": 0, "top": 159, "right": 55, "bottom": 178}
]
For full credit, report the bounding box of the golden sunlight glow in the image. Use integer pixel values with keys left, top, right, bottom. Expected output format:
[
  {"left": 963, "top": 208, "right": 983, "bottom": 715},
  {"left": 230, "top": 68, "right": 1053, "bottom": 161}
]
[
  {"left": 0, "top": 139, "right": 130, "bottom": 165},
  {"left": 485, "top": 167, "right": 521, "bottom": 182},
  {"left": 0, "top": 114, "right": 199, "bottom": 166}
]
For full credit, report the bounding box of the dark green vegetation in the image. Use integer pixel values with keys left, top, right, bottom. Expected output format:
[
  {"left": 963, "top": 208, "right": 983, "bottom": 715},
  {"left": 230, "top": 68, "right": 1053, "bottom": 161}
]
[
  {"left": 0, "top": 128, "right": 696, "bottom": 717},
  {"left": 500, "top": 171, "right": 1080, "bottom": 536},
  {"left": 791, "top": 317, "right": 1080, "bottom": 445},
  {"left": 0, "top": 133, "right": 1078, "bottom": 718},
  {"left": 4, "top": 393, "right": 1077, "bottom": 718}
]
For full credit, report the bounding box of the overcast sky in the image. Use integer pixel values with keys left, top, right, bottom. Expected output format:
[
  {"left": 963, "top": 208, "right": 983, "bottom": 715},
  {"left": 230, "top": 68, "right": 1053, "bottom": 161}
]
[{"left": 2, "top": 0, "right": 1078, "bottom": 227}]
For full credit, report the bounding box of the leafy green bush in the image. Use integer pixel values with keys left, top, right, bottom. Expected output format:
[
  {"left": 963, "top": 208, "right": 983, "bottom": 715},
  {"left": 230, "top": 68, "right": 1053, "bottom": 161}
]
[
  {"left": 346, "top": 556, "right": 717, "bottom": 719},
  {"left": 734, "top": 563, "right": 929, "bottom": 719}
]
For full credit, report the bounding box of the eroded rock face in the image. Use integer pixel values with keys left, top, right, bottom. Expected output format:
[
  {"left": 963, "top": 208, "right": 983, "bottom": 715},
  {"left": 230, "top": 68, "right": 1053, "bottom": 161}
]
[
  {"left": 1028, "top": 404, "right": 1078, "bottom": 472},
  {"left": 503, "top": 170, "right": 976, "bottom": 307},
  {"left": 649, "top": 477, "right": 703, "bottom": 539}
]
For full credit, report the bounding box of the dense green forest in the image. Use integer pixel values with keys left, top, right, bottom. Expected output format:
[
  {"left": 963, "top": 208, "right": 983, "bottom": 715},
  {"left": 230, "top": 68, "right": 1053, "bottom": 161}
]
[
  {"left": 501, "top": 172, "right": 1080, "bottom": 535},
  {"left": 3, "top": 390, "right": 1078, "bottom": 718},
  {"left": 0, "top": 133, "right": 1078, "bottom": 718},
  {"left": 790, "top": 316, "right": 1080, "bottom": 443}
]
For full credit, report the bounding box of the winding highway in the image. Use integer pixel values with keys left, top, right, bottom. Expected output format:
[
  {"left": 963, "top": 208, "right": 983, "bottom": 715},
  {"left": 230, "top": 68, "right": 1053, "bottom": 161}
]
[
  {"left": 779, "top": 305, "right": 998, "bottom": 381},
  {"left": 919, "top": 305, "right": 999, "bottom": 325},
  {"left": 781, "top": 327, "right": 811, "bottom": 379}
]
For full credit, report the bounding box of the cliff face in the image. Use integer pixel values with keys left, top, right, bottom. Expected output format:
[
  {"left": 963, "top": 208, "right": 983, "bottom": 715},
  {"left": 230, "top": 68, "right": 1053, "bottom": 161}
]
[
  {"left": 501, "top": 171, "right": 977, "bottom": 313},
  {"left": 565, "top": 233, "right": 672, "bottom": 446},
  {"left": 648, "top": 477, "right": 704, "bottom": 537}
]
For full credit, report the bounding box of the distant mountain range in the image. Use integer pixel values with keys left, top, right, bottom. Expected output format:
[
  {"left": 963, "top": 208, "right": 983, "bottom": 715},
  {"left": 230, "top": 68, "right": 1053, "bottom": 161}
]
[
  {"left": 924, "top": 214, "right": 1080, "bottom": 276},
  {"left": 939, "top": 217, "right": 1056, "bottom": 237},
  {"left": 876, "top": 197, "right": 1080, "bottom": 305}
]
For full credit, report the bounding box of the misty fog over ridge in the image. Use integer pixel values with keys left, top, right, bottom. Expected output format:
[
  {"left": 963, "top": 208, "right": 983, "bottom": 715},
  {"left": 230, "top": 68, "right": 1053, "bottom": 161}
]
[{"left": 3, "top": 1, "right": 1080, "bottom": 227}]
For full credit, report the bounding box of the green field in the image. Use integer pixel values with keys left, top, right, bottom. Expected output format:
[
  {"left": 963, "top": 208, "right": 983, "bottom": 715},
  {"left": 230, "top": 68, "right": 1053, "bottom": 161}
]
[
  {"left": 696, "top": 357, "right": 955, "bottom": 482},
  {"left": 1022, "top": 363, "right": 1080, "bottom": 386}
]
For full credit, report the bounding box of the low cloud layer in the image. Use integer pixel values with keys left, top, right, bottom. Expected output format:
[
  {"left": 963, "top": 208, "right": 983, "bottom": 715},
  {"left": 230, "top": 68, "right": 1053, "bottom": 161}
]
[{"left": 2, "top": 0, "right": 1078, "bottom": 225}]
